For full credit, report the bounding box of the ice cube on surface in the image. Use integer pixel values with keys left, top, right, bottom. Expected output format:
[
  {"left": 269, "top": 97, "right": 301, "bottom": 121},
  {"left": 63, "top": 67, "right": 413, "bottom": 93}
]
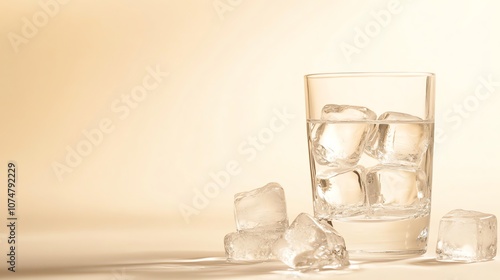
[
  {"left": 234, "top": 182, "right": 288, "bottom": 232},
  {"left": 365, "top": 111, "right": 430, "bottom": 166},
  {"left": 312, "top": 104, "right": 376, "bottom": 168},
  {"left": 314, "top": 166, "right": 366, "bottom": 219},
  {"left": 365, "top": 165, "right": 429, "bottom": 213},
  {"left": 436, "top": 209, "right": 497, "bottom": 262},
  {"left": 224, "top": 230, "right": 283, "bottom": 261},
  {"left": 273, "top": 213, "right": 349, "bottom": 270}
]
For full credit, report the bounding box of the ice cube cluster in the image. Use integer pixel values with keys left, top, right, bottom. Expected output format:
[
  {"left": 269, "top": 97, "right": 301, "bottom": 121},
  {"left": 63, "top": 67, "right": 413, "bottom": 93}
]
[
  {"left": 436, "top": 209, "right": 497, "bottom": 262},
  {"left": 224, "top": 183, "right": 350, "bottom": 269},
  {"left": 224, "top": 183, "right": 288, "bottom": 261},
  {"left": 310, "top": 105, "right": 431, "bottom": 220}
]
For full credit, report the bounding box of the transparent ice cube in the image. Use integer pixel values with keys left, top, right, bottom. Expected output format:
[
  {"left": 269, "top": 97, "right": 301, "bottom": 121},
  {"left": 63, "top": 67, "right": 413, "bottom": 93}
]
[
  {"left": 365, "top": 165, "right": 429, "bottom": 217},
  {"left": 365, "top": 111, "right": 430, "bottom": 166},
  {"left": 273, "top": 213, "right": 349, "bottom": 270},
  {"left": 312, "top": 105, "right": 376, "bottom": 168},
  {"left": 224, "top": 230, "right": 284, "bottom": 261},
  {"left": 234, "top": 182, "right": 288, "bottom": 232},
  {"left": 314, "top": 166, "right": 366, "bottom": 219},
  {"left": 321, "top": 104, "right": 376, "bottom": 121},
  {"left": 436, "top": 209, "right": 497, "bottom": 262}
]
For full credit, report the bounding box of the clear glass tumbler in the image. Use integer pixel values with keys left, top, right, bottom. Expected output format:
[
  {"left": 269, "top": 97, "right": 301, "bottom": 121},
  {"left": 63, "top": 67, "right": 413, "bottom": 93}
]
[{"left": 304, "top": 72, "right": 435, "bottom": 259}]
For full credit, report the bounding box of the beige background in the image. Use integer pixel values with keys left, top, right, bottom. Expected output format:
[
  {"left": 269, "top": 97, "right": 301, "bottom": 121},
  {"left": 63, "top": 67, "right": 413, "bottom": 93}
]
[{"left": 1, "top": 0, "right": 499, "bottom": 277}]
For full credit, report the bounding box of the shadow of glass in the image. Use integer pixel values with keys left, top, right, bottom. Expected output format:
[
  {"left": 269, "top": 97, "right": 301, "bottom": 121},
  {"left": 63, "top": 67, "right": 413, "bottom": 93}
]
[{"left": 406, "top": 257, "right": 471, "bottom": 267}]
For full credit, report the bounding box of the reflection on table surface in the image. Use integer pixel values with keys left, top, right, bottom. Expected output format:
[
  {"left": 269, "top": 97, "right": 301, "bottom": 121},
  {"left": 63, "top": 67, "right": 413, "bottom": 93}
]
[{"left": 3, "top": 251, "right": 499, "bottom": 280}]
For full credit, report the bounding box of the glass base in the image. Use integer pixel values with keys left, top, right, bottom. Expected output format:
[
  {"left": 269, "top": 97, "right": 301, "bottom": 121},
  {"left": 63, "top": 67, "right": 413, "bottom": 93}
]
[
  {"left": 348, "top": 249, "right": 426, "bottom": 261},
  {"left": 329, "top": 214, "right": 430, "bottom": 260}
]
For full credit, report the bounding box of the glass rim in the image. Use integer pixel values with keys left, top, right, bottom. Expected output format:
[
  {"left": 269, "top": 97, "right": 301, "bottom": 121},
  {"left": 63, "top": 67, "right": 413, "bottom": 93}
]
[{"left": 305, "top": 72, "right": 435, "bottom": 79}]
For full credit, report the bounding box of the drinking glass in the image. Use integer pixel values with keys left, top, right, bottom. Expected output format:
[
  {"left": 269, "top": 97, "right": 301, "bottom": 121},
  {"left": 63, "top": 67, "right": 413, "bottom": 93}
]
[{"left": 304, "top": 72, "right": 435, "bottom": 259}]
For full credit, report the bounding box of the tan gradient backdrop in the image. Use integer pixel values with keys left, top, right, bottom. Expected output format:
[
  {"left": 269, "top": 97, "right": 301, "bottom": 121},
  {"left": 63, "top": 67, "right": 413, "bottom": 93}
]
[{"left": 1, "top": 0, "right": 500, "bottom": 270}]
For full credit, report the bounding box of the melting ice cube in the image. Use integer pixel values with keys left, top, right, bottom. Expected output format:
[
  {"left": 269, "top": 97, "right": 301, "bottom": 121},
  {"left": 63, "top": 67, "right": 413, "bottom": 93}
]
[
  {"left": 314, "top": 166, "right": 366, "bottom": 219},
  {"left": 273, "top": 213, "right": 349, "bottom": 270},
  {"left": 312, "top": 104, "right": 376, "bottom": 168},
  {"left": 436, "top": 209, "right": 497, "bottom": 262},
  {"left": 365, "top": 111, "right": 430, "bottom": 166},
  {"left": 234, "top": 182, "right": 288, "bottom": 232},
  {"left": 365, "top": 165, "right": 429, "bottom": 216}
]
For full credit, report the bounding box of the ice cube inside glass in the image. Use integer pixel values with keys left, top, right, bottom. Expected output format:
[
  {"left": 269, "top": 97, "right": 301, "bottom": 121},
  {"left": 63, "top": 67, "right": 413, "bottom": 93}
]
[
  {"left": 312, "top": 105, "right": 376, "bottom": 168},
  {"left": 225, "top": 230, "right": 284, "bottom": 261},
  {"left": 365, "top": 111, "right": 430, "bottom": 166},
  {"left": 365, "top": 165, "right": 430, "bottom": 217},
  {"left": 314, "top": 166, "right": 366, "bottom": 219}
]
